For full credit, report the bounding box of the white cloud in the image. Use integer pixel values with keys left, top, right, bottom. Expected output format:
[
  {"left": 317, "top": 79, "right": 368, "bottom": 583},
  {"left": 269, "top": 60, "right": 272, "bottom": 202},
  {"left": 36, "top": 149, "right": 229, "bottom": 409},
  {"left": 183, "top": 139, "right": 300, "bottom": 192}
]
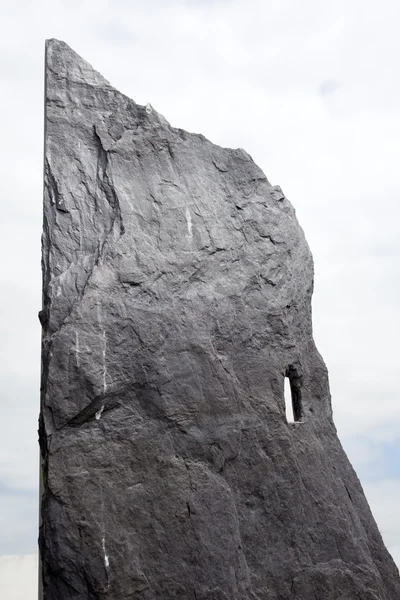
[
  {"left": 0, "top": 487, "right": 38, "bottom": 555},
  {"left": 0, "top": 555, "right": 37, "bottom": 600},
  {"left": 364, "top": 479, "right": 400, "bottom": 551}
]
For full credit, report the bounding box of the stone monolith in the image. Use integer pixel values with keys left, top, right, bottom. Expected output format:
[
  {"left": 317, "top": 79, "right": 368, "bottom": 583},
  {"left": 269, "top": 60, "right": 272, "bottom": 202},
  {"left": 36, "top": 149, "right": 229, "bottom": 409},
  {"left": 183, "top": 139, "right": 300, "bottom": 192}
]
[{"left": 39, "top": 39, "right": 400, "bottom": 599}]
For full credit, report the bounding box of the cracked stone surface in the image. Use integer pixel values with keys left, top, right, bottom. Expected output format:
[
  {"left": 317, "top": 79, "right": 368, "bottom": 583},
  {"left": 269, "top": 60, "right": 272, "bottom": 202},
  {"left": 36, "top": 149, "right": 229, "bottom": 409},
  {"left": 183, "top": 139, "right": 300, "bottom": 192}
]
[{"left": 39, "top": 39, "right": 400, "bottom": 600}]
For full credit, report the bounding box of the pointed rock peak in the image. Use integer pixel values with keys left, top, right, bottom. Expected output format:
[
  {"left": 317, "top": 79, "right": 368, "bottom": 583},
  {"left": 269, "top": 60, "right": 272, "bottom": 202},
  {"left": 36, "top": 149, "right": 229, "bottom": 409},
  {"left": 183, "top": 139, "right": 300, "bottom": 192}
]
[{"left": 45, "top": 38, "right": 112, "bottom": 89}]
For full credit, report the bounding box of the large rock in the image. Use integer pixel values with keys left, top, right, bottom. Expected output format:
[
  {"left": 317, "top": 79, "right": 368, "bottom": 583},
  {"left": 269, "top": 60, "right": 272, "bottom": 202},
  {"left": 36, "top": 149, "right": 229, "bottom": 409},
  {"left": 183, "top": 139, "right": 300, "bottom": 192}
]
[{"left": 39, "top": 39, "right": 400, "bottom": 600}]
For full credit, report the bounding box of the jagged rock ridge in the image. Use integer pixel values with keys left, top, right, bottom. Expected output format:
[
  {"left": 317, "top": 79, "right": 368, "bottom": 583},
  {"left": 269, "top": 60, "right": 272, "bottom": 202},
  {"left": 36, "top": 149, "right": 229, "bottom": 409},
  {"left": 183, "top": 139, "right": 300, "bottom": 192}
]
[{"left": 39, "top": 39, "right": 400, "bottom": 600}]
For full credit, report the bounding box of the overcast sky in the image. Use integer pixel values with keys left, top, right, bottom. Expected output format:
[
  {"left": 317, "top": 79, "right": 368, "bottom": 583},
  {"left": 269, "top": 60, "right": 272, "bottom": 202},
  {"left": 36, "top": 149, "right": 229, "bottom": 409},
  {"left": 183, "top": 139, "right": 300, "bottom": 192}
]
[{"left": 1, "top": 0, "right": 399, "bottom": 592}]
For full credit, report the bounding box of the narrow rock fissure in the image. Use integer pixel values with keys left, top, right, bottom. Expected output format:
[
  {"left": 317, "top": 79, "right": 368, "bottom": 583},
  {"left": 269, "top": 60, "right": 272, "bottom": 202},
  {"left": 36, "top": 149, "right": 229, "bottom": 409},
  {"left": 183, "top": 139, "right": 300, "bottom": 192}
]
[{"left": 284, "top": 366, "right": 303, "bottom": 423}]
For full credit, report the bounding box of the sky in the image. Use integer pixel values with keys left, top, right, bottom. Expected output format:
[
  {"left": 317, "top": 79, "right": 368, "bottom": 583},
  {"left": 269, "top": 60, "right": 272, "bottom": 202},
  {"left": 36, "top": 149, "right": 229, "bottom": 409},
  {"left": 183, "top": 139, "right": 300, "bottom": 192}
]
[{"left": 1, "top": 0, "right": 400, "bottom": 593}]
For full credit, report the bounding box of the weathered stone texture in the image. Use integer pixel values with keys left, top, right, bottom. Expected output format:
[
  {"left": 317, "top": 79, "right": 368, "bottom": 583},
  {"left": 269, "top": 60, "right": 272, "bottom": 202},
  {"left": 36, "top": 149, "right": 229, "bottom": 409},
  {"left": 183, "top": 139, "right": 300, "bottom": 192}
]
[{"left": 39, "top": 39, "right": 400, "bottom": 599}]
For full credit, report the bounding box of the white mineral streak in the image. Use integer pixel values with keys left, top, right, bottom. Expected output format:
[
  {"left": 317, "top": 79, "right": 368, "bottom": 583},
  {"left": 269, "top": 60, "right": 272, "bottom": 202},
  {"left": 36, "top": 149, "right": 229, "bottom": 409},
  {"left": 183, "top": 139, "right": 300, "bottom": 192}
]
[
  {"left": 95, "top": 406, "right": 104, "bottom": 420},
  {"left": 75, "top": 331, "right": 80, "bottom": 367},
  {"left": 102, "top": 537, "right": 110, "bottom": 569},
  {"left": 185, "top": 205, "right": 193, "bottom": 241},
  {"left": 102, "top": 329, "right": 107, "bottom": 394},
  {"left": 97, "top": 302, "right": 108, "bottom": 394}
]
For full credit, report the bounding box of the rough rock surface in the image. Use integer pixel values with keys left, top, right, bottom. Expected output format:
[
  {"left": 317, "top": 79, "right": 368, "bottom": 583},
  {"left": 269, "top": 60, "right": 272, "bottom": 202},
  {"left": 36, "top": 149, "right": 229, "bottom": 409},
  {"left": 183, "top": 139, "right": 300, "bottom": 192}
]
[{"left": 39, "top": 39, "right": 400, "bottom": 600}]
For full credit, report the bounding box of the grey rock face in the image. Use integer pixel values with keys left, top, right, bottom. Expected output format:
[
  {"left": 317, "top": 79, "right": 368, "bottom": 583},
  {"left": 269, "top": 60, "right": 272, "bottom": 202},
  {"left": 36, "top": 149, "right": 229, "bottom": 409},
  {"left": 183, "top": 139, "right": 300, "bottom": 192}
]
[{"left": 39, "top": 39, "right": 400, "bottom": 600}]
